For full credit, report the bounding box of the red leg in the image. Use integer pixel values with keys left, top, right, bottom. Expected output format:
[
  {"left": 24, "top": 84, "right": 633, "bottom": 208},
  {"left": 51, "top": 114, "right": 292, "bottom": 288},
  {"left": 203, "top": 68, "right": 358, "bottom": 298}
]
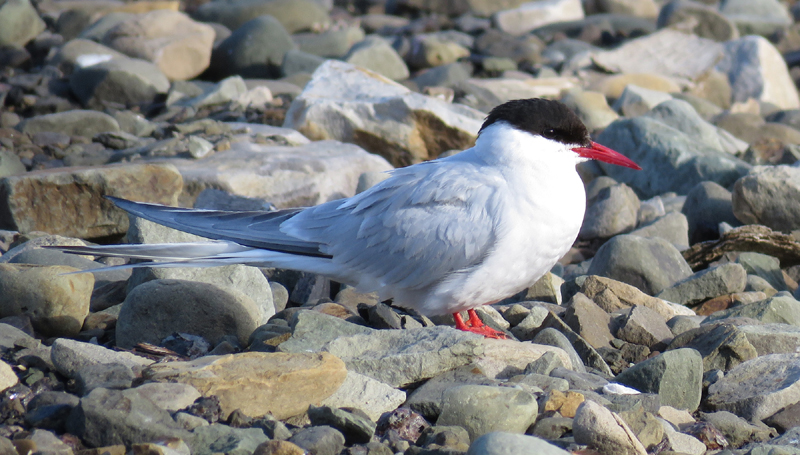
[{"left": 452, "top": 309, "right": 509, "bottom": 339}]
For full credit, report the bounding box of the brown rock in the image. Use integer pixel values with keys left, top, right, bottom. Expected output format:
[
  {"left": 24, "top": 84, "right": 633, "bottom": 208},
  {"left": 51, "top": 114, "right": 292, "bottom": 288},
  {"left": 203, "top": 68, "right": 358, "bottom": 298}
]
[
  {"left": 581, "top": 276, "right": 680, "bottom": 321},
  {"left": 0, "top": 264, "right": 93, "bottom": 337},
  {"left": 616, "top": 305, "right": 674, "bottom": 349},
  {"left": 0, "top": 162, "right": 182, "bottom": 238},
  {"left": 253, "top": 440, "right": 306, "bottom": 455},
  {"left": 563, "top": 293, "right": 614, "bottom": 349},
  {"left": 543, "top": 390, "right": 585, "bottom": 418},
  {"left": 144, "top": 351, "right": 347, "bottom": 419}
]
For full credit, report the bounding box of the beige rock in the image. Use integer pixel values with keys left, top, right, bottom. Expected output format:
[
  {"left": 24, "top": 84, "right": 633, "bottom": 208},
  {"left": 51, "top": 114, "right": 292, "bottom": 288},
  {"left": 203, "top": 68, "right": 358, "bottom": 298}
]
[
  {"left": 253, "top": 440, "right": 306, "bottom": 455},
  {"left": 320, "top": 371, "right": 406, "bottom": 421},
  {"left": 595, "top": 73, "right": 681, "bottom": 100},
  {"left": 573, "top": 400, "right": 648, "bottom": 455},
  {"left": 0, "top": 359, "right": 18, "bottom": 392},
  {"left": 493, "top": 0, "right": 584, "bottom": 36},
  {"left": 561, "top": 90, "right": 619, "bottom": 131},
  {"left": 144, "top": 352, "right": 347, "bottom": 419},
  {"left": 0, "top": 264, "right": 93, "bottom": 337},
  {"left": 474, "top": 338, "right": 573, "bottom": 379},
  {"left": 580, "top": 275, "right": 690, "bottom": 321},
  {"left": 103, "top": 10, "right": 215, "bottom": 81},
  {"left": 658, "top": 405, "right": 695, "bottom": 427},
  {"left": 284, "top": 60, "right": 484, "bottom": 167},
  {"left": 0, "top": 162, "right": 182, "bottom": 238},
  {"left": 543, "top": 390, "right": 585, "bottom": 418},
  {"left": 464, "top": 77, "right": 577, "bottom": 103}
]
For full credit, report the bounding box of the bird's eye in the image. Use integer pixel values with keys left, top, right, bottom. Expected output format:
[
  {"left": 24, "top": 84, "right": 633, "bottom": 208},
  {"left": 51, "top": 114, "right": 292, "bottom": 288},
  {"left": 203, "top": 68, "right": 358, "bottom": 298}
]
[{"left": 543, "top": 129, "right": 557, "bottom": 139}]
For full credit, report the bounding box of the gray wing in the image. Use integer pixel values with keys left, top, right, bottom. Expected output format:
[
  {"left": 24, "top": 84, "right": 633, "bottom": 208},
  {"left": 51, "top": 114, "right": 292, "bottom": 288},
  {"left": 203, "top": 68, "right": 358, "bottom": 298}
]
[
  {"left": 282, "top": 159, "right": 503, "bottom": 290},
  {"left": 107, "top": 196, "right": 328, "bottom": 258}
]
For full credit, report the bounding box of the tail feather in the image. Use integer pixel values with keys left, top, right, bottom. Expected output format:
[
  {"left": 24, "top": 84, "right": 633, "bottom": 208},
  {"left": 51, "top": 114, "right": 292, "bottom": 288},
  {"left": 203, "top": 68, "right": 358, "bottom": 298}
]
[{"left": 44, "top": 241, "right": 251, "bottom": 261}]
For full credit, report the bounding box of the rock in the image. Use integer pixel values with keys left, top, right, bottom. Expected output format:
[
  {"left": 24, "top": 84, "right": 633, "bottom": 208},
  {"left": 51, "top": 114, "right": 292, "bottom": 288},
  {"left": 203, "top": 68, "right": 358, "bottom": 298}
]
[
  {"left": 17, "top": 110, "right": 120, "bottom": 137},
  {"left": 145, "top": 351, "right": 346, "bottom": 419},
  {"left": 404, "top": 364, "right": 500, "bottom": 419},
  {"left": 190, "top": 423, "right": 269, "bottom": 455},
  {"left": 75, "top": 363, "right": 136, "bottom": 396},
  {"left": 597, "top": 73, "right": 680, "bottom": 100},
  {"left": 209, "top": 15, "right": 296, "bottom": 80},
  {"left": 615, "top": 305, "right": 674, "bottom": 349},
  {"left": 127, "top": 217, "right": 274, "bottom": 324},
  {"left": 406, "top": 34, "right": 471, "bottom": 70},
  {"left": 701, "top": 410, "right": 773, "bottom": 448},
  {"left": 69, "top": 58, "right": 171, "bottom": 107},
  {"left": 580, "top": 181, "right": 640, "bottom": 240},
  {"left": 102, "top": 10, "right": 215, "bottom": 81},
  {"left": 720, "top": 0, "right": 792, "bottom": 37},
  {"left": 308, "top": 406, "right": 375, "bottom": 444},
  {"left": 531, "top": 327, "right": 587, "bottom": 373},
  {"left": 739, "top": 323, "right": 800, "bottom": 356},
  {"left": 595, "top": 116, "right": 750, "bottom": 199},
  {"left": 579, "top": 275, "right": 693, "bottom": 321},
  {"left": 733, "top": 165, "right": 800, "bottom": 232},
  {"left": 253, "top": 441, "right": 306, "bottom": 455},
  {"left": 176, "top": 76, "right": 248, "bottom": 108},
  {"left": 612, "top": 85, "right": 672, "bottom": 118},
  {"left": 592, "top": 29, "right": 722, "bottom": 81},
  {"left": 0, "top": 151, "right": 25, "bottom": 179},
  {"left": 561, "top": 90, "right": 619, "bottom": 131},
  {"left": 413, "top": 63, "right": 471, "bottom": 90},
  {"left": 493, "top": 0, "right": 584, "bottom": 36},
  {"left": 293, "top": 26, "right": 365, "bottom": 59},
  {"left": 0, "top": 359, "right": 17, "bottom": 393},
  {"left": 682, "top": 181, "right": 741, "bottom": 244},
  {"left": 192, "top": 0, "right": 329, "bottom": 34},
  {"left": 628, "top": 212, "right": 690, "bottom": 247},
  {"left": 171, "top": 139, "right": 392, "bottom": 209},
  {"left": 657, "top": 263, "right": 748, "bottom": 306},
  {"left": 344, "top": 37, "right": 410, "bottom": 81},
  {"left": 284, "top": 60, "right": 483, "bottom": 167},
  {"left": 0, "top": 264, "right": 92, "bottom": 337},
  {"left": 50, "top": 338, "right": 152, "bottom": 379},
  {"left": 437, "top": 385, "right": 537, "bottom": 441},
  {"left": 716, "top": 35, "right": 800, "bottom": 110},
  {"left": 669, "top": 322, "right": 759, "bottom": 372},
  {"left": 132, "top": 382, "right": 201, "bottom": 413},
  {"left": 707, "top": 353, "right": 800, "bottom": 421},
  {"left": 116, "top": 279, "right": 262, "bottom": 349},
  {"left": 617, "top": 406, "right": 663, "bottom": 449},
  {"left": 542, "top": 389, "right": 585, "bottom": 418},
  {"left": 737, "top": 252, "right": 788, "bottom": 291},
  {"left": 706, "top": 294, "right": 800, "bottom": 326},
  {"left": 573, "top": 400, "right": 648, "bottom": 455},
  {"left": 281, "top": 49, "right": 325, "bottom": 78},
  {"left": 657, "top": 1, "right": 739, "bottom": 42},
  {"left": 67, "top": 387, "right": 191, "bottom": 448},
  {"left": 320, "top": 371, "right": 406, "bottom": 422},
  {"left": 474, "top": 338, "right": 574, "bottom": 379},
  {"left": 463, "top": 77, "right": 577, "bottom": 104},
  {"left": 0, "top": 0, "right": 46, "bottom": 47},
  {"left": 658, "top": 420, "right": 707, "bottom": 455},
  {"left": 288, "top": 426, "right": 345, "bottom": 455},
  {"left": 466, "top": 432, "right": 571, "bottom": 455},
  {"left": 562, "top": 293, "right": 614, "bottom": 349},
  {"left": 614, "top": 348, "right": 703, "bottom": 411},
  {"left": 587, "top": 235, "right": 694, "bottom": 295},
  {"left": 643, "top": 99, "right": 747, "bottom": 155}
]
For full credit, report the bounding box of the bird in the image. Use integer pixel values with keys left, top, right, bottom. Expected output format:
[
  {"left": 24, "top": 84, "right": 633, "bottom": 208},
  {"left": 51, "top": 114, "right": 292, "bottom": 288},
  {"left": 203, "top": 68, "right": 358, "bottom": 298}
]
[{"left": 53, "top": 98, "right": 641, "bottom": 339}]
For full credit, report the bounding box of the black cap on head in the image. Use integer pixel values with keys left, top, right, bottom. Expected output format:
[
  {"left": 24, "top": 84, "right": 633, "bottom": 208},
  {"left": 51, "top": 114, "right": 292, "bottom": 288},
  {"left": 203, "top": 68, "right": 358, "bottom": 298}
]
[{"left": 479, "top": 98, "right": 590, "bottom": 147}]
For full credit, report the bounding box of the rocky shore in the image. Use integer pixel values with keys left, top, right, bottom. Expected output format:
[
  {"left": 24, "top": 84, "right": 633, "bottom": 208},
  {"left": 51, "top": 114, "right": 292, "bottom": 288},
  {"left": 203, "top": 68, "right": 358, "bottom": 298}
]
[{"left": 3, "top": 0, "right": 800, "bottom": 454}]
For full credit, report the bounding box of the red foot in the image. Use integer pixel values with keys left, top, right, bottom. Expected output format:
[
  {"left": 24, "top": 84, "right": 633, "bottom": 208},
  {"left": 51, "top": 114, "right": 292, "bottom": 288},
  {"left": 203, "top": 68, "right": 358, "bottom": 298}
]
[{"left": 453, "top": 309, "right": 509, "bottom": 339}]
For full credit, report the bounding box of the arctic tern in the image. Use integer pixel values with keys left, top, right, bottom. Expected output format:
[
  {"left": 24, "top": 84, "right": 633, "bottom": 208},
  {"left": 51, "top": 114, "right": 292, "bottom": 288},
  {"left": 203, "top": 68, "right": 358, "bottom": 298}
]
[{"left": 54, "top": 98, "right": 641, "bottom": 339}]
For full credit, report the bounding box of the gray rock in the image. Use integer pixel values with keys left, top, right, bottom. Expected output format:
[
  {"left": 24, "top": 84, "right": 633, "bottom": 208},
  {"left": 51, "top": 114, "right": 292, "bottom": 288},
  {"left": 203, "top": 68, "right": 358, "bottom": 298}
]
[
  {"left": 344, "top": 36, "right": 410, "bottom": 81},
  {"left": 733, "top": 165, "right": 800, "bottom": 232},
  {"left": 192, "top": 0, "right": 329, "bottom": 33},
  {"left": 281, "top": 49, "right": 325, "bottom": 78},
  {"left": 716, "top": 35, "right": 799, "bottom": 110},
  {"left": 126, "top": 217, "right": 274, "bottom": 324},
  {"left": 25, "top": 391, "right": 80, "bottom": 432},
  {"left": 466, "top": 432, "right": 571, "bottom": 455},
  {"left": 283, "top": 60, "right": 483, "bottom": 167},
  {"left": 437, "top": 385, "right": 537, "bottom": 441},
  {"left": 682, "top": 181, "right": 741, "bottom": 244},
  {"left": 657, "top": 263, "right": 747, "bottom": 306},
  {"left": 278, "top": 310, "right": 374, "bottom": 353},
  {"left": 747, "top": 275, "right": 777, "bottom": 295},
  {"left": 612, "top": 85, "right": 672, "bottom": 117},
  {"left": 628, "top": 212, "right": 689, "bottom": 248},
  {"left": 573, "top": 400, "right": 648, "bottom": 455},
  {"left": 190, "top": 423, "right": 270, "bottom": 455},
  {"left": 739, "top": 323, "right": 800, "bottom": 356},
  {"left": 417, "top": 425, "right": 470, "bottom": 451},
  {"left": 643, "top": 99, "right": 747, "bottom": 155},
  {"left": 587, "top": 235, "right": 694, "bottom": 295},
  {"left": 510, "top": 373, "right": 569, "bottom": 393},
  {"left": 595, "top": 117, "right": 750, "bottom": 199},
  {"left": 615, "top": 305, "right": 674, "bottom": 349},
  {"left": 737, "top": 252, "right": 788, "bottom": 291},
  {"left": 209, "top": 15, "right": 296, "bottom": 80},
  {"left": 657, "top": 1, "right": 739, "bottom": 42},
  {"left": 293, "top": 26, "right": 364, "bottom": 58},
  {"left": 563, "top": 293, "right": 614, "bottom": 350},
  {"left": 614, "top": 348, "right": 703, "bottom": 411},
  {"left": 0, "top": 322, "right": 35, "bottom": 351},
  {"left": 530, "top": 417, "right": 573, "bottom": 440},
  {"left": 171, "top": 139, "right": 392, "bottom": 209},
  {"left": 75, "top": 363, "right": 136, "bottom": 396},
  {"left": 493, "top": 0, "right": 584, "bottom": 36},
  {"left": 132, "top": 382, "right": 201, "bottom": 413},
  {"left": 405, "top": 364, "right": 500, "bottom": 419},
  {"left": 17, "top": 110, "right": 120, "bottom": 137},
  {"left": 700, "top": 410, "right": 774, "bottom": 448},
  {"left": 308, "top": 405, "right": 375, "bottom": 444},
  {"left": 0, "top": 0, "right": 46, "bottom": 47},
  {"left": 116, "top": 279, "right": 262, "bottom": 349},
  {"left": 67, "top": 387, "right": 191, "bottom": 447},
  {"left": 707, "top": 353, "right": 800, "bottom": 421},
  {"left": 406, "top": 33, "right": 470, "bottom": 70},
  {"left": 720, "top": 0, "right": 792, "bottom": 36},
  {"left": 0, "top": 151, "right": 25, "bottom": 178},
  {"left": 668, "top": 322, "right": 758, "bottom": 372},
  {"left": 532, "top": 327, "right": 586, "bottom": 373},
  {"left": 704, "top": 294, "right": 800, "bottom": 326},
  {"left": 50, "top": 338, "right": 152, "bottom": 379},
  {"left": 413, "top": 62, "right": 471, "bottom": 90},
  {"left": 320, "top": 371, "right": 406, "bottom": 422},
  {"left": 78, "top": 12, "right": 133, "bottom": 41},
  {"left": 289, "top": 426, "right": 345, "bottom": 455},
  {"left": 579, "top": 182, "right": 640, "bottom": 240},
  {"left": 69, "top": 58, "right": 170, "bottom": 108}
]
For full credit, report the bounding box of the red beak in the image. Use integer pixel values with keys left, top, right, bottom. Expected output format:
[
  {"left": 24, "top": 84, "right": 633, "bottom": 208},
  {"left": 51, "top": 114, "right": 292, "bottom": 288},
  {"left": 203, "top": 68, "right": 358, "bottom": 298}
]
[{"left": 572, "top": 142, "right": 641, "bottom": 170}]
